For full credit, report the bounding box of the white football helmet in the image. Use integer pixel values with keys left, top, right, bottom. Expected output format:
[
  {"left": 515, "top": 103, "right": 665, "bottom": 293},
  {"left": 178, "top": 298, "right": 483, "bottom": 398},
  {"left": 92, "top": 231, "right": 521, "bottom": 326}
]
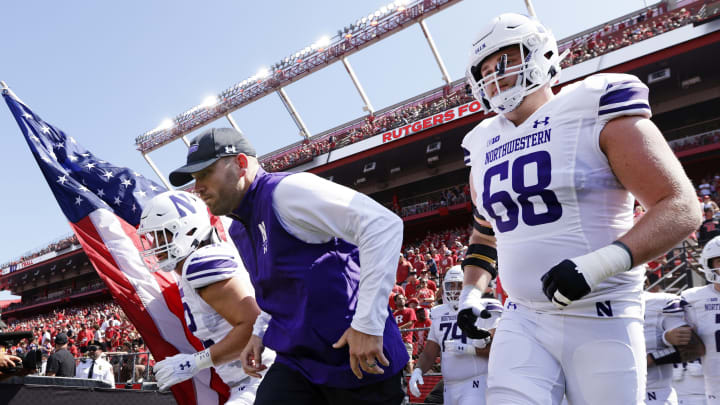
[
  {"left": 700, "top": 236, "right": 720, "bottom": 284},
  {"left": 137, "top": 191, "right": 213, "bottom": 272},
  {"left": 443, "top": 266, "right": 464, "bottom": 309},
  {"left": 466, "top": 13, "right": 563, "bottom": 115}
]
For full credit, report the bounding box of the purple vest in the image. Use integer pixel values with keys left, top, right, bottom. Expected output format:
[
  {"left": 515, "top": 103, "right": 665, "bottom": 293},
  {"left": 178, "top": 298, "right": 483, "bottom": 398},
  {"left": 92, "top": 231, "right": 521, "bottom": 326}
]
[{"left": 228, "top": 169, "right": 408, "bottom": 388}]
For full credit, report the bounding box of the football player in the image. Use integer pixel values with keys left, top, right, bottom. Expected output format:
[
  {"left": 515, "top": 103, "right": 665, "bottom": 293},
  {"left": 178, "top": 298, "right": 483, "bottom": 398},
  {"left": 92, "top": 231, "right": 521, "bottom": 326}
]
[
  {"left": 680, "top": 236, "right": 720, "bottom": 404},
  {"left": 408, "top": 266, "right": 502, "bottom": 404},
  {"left": 137, "top": 190, "right": 274, "bottom": 404},
  {"left": 458, "top": 13, "right": 702, "bottom": 404},
  {"left": 643, "top": 290, "right": 704, "bottom": 404}
]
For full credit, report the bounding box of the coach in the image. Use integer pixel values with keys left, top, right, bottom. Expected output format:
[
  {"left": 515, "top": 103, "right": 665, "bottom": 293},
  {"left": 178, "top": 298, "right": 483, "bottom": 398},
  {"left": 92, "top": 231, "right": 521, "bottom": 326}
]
[{"left": 169, "top": 128, "right": 407, "bottom": 404}]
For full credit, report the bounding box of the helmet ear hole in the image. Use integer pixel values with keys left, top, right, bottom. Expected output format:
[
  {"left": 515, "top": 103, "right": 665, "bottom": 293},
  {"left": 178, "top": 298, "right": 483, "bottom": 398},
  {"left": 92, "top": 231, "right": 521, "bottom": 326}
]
[{"left": 544, "top": 50, "right": 554, "bottom": 60}]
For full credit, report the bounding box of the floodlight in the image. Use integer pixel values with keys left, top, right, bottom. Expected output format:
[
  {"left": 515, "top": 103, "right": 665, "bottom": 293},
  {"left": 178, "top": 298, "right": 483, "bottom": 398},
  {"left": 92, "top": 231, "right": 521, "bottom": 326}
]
[
  {"left": 158, "top": 119, "right": 174, "bottom": 131},
  {"left": 315, "top": 36, "right": 330, "bottom": 48},
  {"left": 256, "top": 67, "right": 270, "bottom": 78},
  {"left": 201, "top": 95, "right": 218, "bottom": 108}
]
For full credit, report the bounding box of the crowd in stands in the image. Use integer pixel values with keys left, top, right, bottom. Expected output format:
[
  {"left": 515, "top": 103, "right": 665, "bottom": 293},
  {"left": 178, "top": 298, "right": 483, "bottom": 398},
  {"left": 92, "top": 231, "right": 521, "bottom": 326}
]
[
  {"left": 2, "top": 300, "right": 149, "bottom": 366},
  {"left": 386, "top": 184, "right": 470, "bottom": 218},
  {"left": 0, "top": 235, "right": 79, "bottom": 270},
  {"left": 260, "top": 88, "right": 475, "bottom": 172},
  {"left": 668, "top": 128, "right": 720, "bottom": 152},
  {"left": 559, "top": 3, "right": 699, "bottom": 68}
]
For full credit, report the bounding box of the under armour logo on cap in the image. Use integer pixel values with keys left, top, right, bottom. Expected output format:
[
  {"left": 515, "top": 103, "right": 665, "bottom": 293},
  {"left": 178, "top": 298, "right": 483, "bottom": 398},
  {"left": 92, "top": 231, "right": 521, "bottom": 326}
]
[{"left": 225, "top": 145, "right": 237, "bottom": 154}]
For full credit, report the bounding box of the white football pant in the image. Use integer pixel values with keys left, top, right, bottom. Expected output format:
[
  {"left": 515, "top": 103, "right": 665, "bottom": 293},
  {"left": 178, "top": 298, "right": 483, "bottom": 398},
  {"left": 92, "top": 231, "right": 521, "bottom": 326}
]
[
  {"left": 486, "top": 301, "right": 646, "bottom": 405},
  {"left": 443, "top": 374, "right": 487, "bottom": 405}
]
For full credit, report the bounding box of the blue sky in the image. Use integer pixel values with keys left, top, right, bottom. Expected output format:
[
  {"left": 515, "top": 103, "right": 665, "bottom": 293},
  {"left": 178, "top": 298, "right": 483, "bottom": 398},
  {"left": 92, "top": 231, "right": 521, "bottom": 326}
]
[{"left": 0, "top": 0, "right": 648, "bottom": 298}]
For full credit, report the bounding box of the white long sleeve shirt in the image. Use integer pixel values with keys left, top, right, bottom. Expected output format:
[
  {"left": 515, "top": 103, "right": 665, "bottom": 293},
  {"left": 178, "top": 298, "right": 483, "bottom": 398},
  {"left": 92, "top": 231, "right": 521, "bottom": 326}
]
[{"left": 266, "top": 172, "right": 404, "bottom": 336}]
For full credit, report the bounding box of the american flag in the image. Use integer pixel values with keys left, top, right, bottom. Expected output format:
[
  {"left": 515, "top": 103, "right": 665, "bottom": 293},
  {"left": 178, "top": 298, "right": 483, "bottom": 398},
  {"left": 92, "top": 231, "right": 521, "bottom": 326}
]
[{"left": 2, "top": 85, "right": 229, "bottom": 404}]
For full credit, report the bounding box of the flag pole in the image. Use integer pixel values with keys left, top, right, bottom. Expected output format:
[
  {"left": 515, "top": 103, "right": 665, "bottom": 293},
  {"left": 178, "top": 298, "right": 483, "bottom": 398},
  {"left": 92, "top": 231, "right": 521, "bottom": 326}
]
[{"left": 0, "top": 81, "right": 23, "bottom": 103}]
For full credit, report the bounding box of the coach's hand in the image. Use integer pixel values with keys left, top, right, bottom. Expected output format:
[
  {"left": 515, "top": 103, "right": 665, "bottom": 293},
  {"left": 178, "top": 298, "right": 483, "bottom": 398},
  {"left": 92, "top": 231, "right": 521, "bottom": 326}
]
[
  {"left": 241, "top": 335, "right": 267, "bottom": 378},
  {"left": 0, "top": 353, "right": 20, "bottom": 370},
  {"left": 333, "top": 327, "right": 389, "bottom": 379}
]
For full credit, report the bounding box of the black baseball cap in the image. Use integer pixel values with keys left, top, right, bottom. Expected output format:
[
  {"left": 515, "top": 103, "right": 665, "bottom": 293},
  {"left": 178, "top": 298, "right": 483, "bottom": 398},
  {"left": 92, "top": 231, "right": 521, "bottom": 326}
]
[
  {"left": 55, "top": 333, "right": 68, "bottom": 345},
  {"left": 169, "top": 127, "right": 256, "bottom": 186}
]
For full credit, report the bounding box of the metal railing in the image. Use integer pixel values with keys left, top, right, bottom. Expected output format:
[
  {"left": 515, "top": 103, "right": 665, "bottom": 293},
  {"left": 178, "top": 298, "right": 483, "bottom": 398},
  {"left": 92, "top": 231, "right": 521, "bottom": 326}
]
[{"left": 72, "top": 351, "right": 153, "bottom": 385}]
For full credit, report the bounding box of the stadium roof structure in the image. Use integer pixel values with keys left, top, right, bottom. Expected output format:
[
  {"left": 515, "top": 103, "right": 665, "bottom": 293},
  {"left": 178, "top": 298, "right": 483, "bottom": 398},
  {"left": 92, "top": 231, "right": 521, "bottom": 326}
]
[{"left": 134, "top": 0, "right": 541, "bottom": 188}]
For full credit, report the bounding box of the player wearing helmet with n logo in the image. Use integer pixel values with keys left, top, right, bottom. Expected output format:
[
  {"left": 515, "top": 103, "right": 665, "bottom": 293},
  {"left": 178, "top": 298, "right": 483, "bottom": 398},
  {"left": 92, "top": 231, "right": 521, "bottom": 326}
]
[
  {"left": 137, "top": 190, "right": 275, "bottom": 404},
  {"left": 458, "top": 12, "right": 702, "bottom": 404},
  {"left": 409, "top": 266, "right": 502, "bottom": 405}
]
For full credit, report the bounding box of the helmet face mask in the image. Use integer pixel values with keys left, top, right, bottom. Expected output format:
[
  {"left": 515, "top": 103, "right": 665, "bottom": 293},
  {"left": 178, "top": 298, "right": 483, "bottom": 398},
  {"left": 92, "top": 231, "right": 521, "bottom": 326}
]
[
  {"left": 443, "top": 266, "right": 464, "bottom": 309},
  {"left": 137, "top": 191, "right": 213, "bottom": 273},
  {"left": 701, "top": 236, "right": 720, "bottom": 284},
  {"left": 466, "top": 13, "right": 562, "bottom": 115}
]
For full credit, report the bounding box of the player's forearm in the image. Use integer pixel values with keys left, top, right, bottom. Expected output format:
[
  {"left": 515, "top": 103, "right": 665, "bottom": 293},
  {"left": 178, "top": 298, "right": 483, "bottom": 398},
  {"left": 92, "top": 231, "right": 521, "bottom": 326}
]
[
  {"left": 463, "top": 265, "right": 493, "bottom": 292},
  {"left": 208, "top": 321, "right": 254, "bottom": 366},
  {"left": 619, "top": 193, "right": 701, "bottom": 265}
]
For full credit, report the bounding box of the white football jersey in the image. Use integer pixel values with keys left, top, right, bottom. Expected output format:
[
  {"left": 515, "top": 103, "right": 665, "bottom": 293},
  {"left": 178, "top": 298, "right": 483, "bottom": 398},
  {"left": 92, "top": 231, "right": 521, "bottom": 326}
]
[
  {"left": 681, "top": 285, "right": 720, "bottom": 399},
  {"left": 179, "top": 243, "right": 260, "bottom": 387},
  {"left": 643, "top": 291, "right": 687, "bottom": 390},
  {"left": 462, "top": 73, "right": 651, "bottom": 317},
  {"left": 427, "top": 299, "right": 503, "bottom": 382}
]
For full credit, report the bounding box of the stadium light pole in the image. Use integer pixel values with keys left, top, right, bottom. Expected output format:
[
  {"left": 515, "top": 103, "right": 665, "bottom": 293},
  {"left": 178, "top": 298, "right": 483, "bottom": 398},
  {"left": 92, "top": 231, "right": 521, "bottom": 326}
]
[
  {"left": 141, "top": 152, "right": 173, "bottom": 190},
  {"left": 524, "top": 0, "right": 537, "bottom": 17},
  {"left": 419, "top": 20, "right": 452, "bottom": 85},
  {"left": 225, "top": 114, "right": 244, "bottom": 135},
  {"left": 276, "top": 88, "right": 311, "bottom": 140},
  {"left": 341, "top": 57, "right": 375, "bottom": 115}
]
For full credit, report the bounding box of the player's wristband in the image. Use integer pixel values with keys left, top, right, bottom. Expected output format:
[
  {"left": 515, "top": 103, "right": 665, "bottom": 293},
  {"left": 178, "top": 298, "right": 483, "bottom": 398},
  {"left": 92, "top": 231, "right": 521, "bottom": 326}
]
[
  {"left": 194, "top": 348, "right": 214, "bottom": 370},
  {"left": 649, "top": 347, "right": 682, "bottom": 365},
  {"left": 458, "top": 285, "right": 484, "bottom": 310},
  {"left": 570, "top": 242, "right": 632, "bottom": 289}
]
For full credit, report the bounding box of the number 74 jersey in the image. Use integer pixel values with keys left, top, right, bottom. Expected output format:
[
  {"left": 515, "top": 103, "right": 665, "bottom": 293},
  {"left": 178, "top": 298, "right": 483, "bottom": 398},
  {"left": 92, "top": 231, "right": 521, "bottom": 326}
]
[{"left": 461, "top": 73, "right": 651, "bottom": 316}]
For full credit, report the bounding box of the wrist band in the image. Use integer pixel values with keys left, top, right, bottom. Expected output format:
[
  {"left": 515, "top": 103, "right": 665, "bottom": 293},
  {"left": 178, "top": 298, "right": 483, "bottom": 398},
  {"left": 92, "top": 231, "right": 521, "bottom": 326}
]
[
  {"left": 611, "top": 240, "right": 634, "bottom": 268},
  {"left": 195, "top": 348, "right": 214, "bottom": 369}
]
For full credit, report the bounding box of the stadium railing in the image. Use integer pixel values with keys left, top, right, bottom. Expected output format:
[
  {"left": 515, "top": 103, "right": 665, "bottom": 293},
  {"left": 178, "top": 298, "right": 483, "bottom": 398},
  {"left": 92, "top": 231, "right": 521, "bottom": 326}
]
[{"left": 74, "top": 351, "right": 152, "bottom": 387}]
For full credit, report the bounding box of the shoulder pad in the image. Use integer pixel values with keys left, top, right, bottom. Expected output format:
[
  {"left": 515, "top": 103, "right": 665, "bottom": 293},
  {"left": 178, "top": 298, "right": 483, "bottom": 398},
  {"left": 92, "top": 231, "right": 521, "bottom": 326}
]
[
  {"left": 429, "top": 304, "right": 449, "bottom": 319},
  {"left": 182, "top": 243, "right": 242, "bottom": 289},
  {"left": 585, "top": 73, "right": 651, "bottom": 120}
]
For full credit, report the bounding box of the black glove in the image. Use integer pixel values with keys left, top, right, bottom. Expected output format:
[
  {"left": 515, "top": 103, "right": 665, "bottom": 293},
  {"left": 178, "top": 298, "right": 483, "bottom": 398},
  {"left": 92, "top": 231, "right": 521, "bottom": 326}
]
[
  {"left": 540, "top": 259, "right": 591, "bottom": 309},
  {"left": 457, "top": 307, "right": 492, "bottom": 339}
]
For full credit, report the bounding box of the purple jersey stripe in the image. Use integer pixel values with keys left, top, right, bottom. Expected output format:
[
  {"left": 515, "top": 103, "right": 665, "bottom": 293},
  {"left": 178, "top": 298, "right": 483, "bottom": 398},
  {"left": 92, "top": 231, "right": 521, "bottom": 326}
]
[
  {"left": 186, "top": 258, "right": 237, "bottom": 275},
  {"left": 605, "top": 80, "right": 637, "bottom": 90},
  {"left": 598, "top": 102, "right": 650, "bottom": 116},
  {"left": 186, "top": 270, "right": 236, "bottom": 281},
  {"left": 486, "top": 304, "right": 504, "bottom": 312},
  {"left": 599, "top": 86, "right": 649, "bottom": 107},
  {"left": 189, "top": 254, "right": 234, "bottom": 263}
]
